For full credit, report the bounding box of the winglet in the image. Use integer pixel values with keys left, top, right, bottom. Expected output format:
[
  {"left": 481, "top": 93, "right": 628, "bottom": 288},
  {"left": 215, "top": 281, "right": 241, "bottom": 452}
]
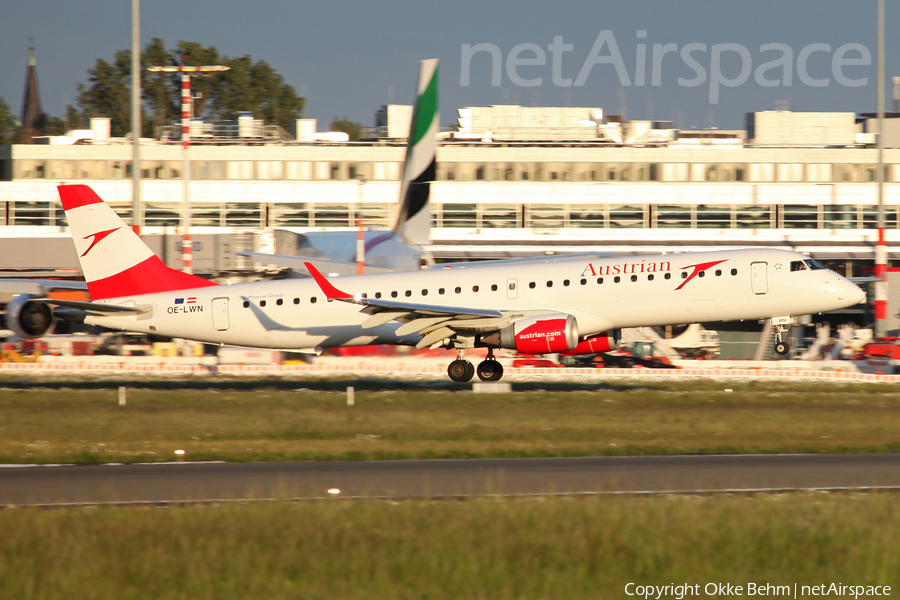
[{"left": 304, "top": 262, "right": 354, "bottom": 299}]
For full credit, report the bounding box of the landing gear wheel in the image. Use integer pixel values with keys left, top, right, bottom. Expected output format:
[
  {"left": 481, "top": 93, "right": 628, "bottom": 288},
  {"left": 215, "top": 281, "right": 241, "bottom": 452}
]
[
  {"left": 773, "top": 322, "right": 791, "bottom": 357},
  {"left": 477, "top": 359, "right": 504, "bottom": 382},
  {"left": 448, "top": 359, "right": 475, "bottom": 382}
]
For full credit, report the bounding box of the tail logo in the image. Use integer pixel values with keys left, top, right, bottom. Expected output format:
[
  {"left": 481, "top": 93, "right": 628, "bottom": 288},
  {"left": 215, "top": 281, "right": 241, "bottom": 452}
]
[{"left": 81, "top": 227, "right": 121, "bottom": 257}]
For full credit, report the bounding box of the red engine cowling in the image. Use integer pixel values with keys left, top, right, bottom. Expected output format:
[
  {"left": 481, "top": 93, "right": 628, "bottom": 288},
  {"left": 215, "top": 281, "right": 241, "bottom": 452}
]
[
  {"left": 564, "top": 332, "right": 619, "bottom": 355},
  {"left": 499, "top": 314, "right": 578, "bottom": 354}
]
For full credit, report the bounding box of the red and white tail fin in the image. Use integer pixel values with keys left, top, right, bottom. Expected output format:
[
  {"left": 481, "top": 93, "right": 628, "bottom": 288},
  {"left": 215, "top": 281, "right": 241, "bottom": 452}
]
[{"left": 58, "top": 185, "right": 217, "bottom": 300}]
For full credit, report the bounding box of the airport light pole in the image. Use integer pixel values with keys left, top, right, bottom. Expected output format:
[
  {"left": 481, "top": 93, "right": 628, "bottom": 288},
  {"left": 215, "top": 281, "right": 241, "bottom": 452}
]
[
  {"left": 875, "top": 0, "right": 887, "bottom": 336},
  {"left": 356, "top": 175, "right": 368, "bottom": 274},
  {"left": 146, "top": 64, "right": 229, "bottom": 274},
  {"left": 130, "top": 0, "right": 141, "bottom": 234}
]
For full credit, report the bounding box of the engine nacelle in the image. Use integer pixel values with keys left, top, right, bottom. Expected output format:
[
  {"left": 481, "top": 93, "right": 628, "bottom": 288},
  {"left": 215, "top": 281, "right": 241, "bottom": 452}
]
[
  {"left": 495, "top": 313, "right": 579, "bottom": 354},
  {"left": 564, "top": 331, "right": 620, "bottom": 355},
  {"left": 4, "top": 294, "right": 56, "bottom": 339}
]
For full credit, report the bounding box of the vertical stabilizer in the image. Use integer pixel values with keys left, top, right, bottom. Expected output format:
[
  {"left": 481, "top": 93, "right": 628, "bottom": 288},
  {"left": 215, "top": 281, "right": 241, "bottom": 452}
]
[
  {"left": 58, "top": 185, "right": 217, "bottom": 300},
  {"left": 393, "top": 58, "right": 438, "bottom": 246}
]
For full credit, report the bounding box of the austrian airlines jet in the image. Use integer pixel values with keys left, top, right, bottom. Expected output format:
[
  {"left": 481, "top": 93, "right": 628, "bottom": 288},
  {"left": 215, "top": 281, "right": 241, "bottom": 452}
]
[{"left": 23, "top": 184, "right": 865, "bottom": 382}]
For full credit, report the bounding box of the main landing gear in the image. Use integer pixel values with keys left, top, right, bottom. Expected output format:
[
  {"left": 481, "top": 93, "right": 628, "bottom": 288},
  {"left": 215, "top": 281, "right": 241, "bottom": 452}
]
[{"left": 447, "top": 348, "right": 505, "bottom": 383}]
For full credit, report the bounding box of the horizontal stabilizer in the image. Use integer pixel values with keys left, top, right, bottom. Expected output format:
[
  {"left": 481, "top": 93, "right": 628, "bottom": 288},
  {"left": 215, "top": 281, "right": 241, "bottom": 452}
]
[{"left": 33, "top": 298, "right": 150, "bottom": 315}]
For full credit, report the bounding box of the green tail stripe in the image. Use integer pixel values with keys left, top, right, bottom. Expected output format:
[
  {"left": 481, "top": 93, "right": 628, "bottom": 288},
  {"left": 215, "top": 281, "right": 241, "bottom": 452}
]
[{"left": 409, "top": 64, "right": 438, "bottom": 150}]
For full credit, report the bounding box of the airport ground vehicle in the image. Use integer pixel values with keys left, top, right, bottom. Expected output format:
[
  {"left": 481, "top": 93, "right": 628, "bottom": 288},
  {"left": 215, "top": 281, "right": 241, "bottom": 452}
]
[
  {"left": 560, "top": 340, "right": 676, "bottom": 369},
  {"left": 860, "top": 337, "right": 900, "bottom": 374}
]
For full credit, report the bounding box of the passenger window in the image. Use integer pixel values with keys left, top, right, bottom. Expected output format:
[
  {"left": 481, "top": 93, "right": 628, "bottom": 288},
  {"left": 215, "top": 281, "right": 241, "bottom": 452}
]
[
  {"left": 293, "top": 298, "right": 299, "bottom": 305},
  {"left": 698, "top": 271, "right": 705, "bottom": 278},
  {"left": 375, "top": 292, "right": 382, "bottom": 299},
  {"left": 715, "top": 270, "right": 722, "bottom": 276},
  {"left": 614, "top": 276, "right": 621, "bottom": 283},
  {"left": 391, "top": 291, "right": 398, "bottom": 298},
  {"left": 276, "top": 298, "right": 283, "bottom": 306},
  {"left": 473, "top": 285, "right": 479, "bottom": 292},
  {"left": 260, "top": 300, "right": 266, "bottom": 307},
  {"left": 491, "top": 284, "right": 498, "bottom": 291},
  {"left": 597, "top": 278, "right": 604, "bottom": 284},
  {"left": 405, "top": 290, "right": 412, "bottom": 297},
  {"left": 665, "top": 273, "right": 672, "bottom": 280},
  {"left": 310, "top": 297, "right": 317, "bottom": 304},
  {"left": 580, "top": 278, "right": 587, "bottom": 285},
  {"left": 547, "top": 281, "right": 553, "bottom": 288},
  {"left": 681, "top": 272, "right": 688, "bottom": 279},
  {"left": 243, "top": 301, "right": 250, "bottom": 308},
  {"left": 529, "top": 282, "right": 536, "bottom": 289},
  {"left": 455, "top": 287, "right": 461, "bottom": 294},
  {"left": 648, "top": 274, "right": 654, "bottom": 281},
  {"left": 422, "top": 289, "right": 428, "bottom": 296},
  {"left": 731, "top": 269, "right": 737, "bottom": 276},
  {"left": 439, "top": 288, "right": 445, "bottom": 295},
  {"left": 563, "top": 279, "right": 570, "bottom": 286},
  {"left": 631, "top": 275, "right": 637, "bottom": 282}
]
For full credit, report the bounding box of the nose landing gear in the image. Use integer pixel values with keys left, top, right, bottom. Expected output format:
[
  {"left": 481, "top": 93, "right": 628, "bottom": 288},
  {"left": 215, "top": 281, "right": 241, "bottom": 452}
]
[{"left": 774, "top": 324, "right": 790, "bottom": 356}]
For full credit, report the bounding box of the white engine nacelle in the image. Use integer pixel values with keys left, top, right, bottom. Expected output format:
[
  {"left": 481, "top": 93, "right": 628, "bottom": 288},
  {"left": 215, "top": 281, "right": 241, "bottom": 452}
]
[
  {"left": 497, "top": 313, "right": 579, "bottom": 354},
  {"left": 4, "top": 294, "right": 56, "bottom": 339}
]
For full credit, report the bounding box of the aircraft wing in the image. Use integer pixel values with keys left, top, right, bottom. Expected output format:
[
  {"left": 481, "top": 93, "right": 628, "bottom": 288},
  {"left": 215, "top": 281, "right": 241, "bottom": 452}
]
[
  {"left": 305, "top": 262, "right": 531, "bottom": 349},
  {"left": 237, "top": 252, "right": 395, "bottom": 275}
]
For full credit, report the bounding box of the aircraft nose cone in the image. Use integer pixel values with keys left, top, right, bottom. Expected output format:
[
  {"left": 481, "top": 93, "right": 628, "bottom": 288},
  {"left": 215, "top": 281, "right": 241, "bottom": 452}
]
[{"left": 833, "top": 278, "right": 866, "bottom": 305}]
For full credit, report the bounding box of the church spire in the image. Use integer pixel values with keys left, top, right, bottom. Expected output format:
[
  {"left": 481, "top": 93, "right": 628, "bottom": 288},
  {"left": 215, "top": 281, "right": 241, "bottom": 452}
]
[{"left": 21, "top": 40, "right": 43, "bottom": 144}]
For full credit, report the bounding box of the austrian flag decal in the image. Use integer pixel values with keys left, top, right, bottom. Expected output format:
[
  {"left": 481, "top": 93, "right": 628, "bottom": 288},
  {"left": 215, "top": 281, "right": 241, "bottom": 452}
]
[{"left": 174, "top": 297, "right": 197, "bottom": 305}]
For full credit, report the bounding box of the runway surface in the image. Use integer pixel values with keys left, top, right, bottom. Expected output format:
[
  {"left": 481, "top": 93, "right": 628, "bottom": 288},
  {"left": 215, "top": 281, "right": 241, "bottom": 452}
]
[{"left": 2, "top": 453, "right": 900, "bottom": 506}]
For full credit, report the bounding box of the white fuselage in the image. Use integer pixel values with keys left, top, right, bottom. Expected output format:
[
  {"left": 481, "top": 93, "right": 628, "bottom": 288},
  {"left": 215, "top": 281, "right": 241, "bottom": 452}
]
[{"left": 84, "top": 248, "right": 864, "bottom": 351}]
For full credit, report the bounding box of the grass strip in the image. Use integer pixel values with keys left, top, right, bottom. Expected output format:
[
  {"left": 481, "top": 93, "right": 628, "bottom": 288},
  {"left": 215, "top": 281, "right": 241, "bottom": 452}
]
[
  {"left": 1, "top": 381, "right": 899, "bottom": 463},
  {"left": 0, "top": 493, "right": 897, "bottom": 599}
]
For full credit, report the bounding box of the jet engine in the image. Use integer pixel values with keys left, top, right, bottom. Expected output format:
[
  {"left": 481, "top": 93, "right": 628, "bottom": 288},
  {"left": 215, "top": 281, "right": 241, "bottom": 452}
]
[
  {"left": 482, "top": 313, "right": 579, "bottom": 354},
  {"left": 4, "top": 294, "right": 56, "bottom": 339}
]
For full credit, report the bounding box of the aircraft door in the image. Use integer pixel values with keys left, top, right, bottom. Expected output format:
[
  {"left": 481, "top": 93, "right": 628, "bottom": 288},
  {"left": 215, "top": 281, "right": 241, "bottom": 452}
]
[
  {"left": 212, "top": 297, "right": 230, "bottom": 331},
  {"left": 507, "top": 279, "right": 518, "bottom": 299},
  {"left": 750, "top": 262, "right": 768, "bottom": 295}
]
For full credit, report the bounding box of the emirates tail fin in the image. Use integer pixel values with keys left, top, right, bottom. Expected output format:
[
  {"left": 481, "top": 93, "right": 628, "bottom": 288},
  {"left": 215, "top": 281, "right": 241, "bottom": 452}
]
[
  {"left": 58, "top": 185, "right": 217, "bottom": 300},
  {"left": 393, "top": 58, "right": 438, "bottom": 246}
]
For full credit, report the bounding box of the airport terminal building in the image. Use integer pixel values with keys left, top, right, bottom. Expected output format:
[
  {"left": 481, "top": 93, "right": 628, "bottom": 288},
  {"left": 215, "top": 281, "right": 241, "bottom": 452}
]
[{"left": 1, "top": 106, "right": 898, "bottom": 295}]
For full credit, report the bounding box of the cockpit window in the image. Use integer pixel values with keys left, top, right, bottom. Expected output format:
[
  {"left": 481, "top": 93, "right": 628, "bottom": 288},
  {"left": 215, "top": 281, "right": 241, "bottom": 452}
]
[
  {"left": 790, "top": 261, "right": 808, "bottom": 272},
  {"left": 804, "top": 259, "right": 828, "bottom": 270}
]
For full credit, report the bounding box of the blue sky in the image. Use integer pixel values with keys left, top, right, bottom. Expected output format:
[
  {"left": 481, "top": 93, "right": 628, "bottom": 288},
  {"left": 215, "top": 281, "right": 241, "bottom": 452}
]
[{"left": 0, "top": 1, "right": 894, "bottom": 131}]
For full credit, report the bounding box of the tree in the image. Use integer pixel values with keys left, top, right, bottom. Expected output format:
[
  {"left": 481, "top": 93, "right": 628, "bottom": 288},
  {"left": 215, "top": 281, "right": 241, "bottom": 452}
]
[
  {"left": 76, "top": 49, "right": 134, "bottom": 137},
  {"left": 330, "top": 117, "right": 362, "bottom": 141},
  {"left": 210, "top": 54, "right": 305, "bottom": 128},
  {"left": 142, "top": 37, "right": 176, "bottom": 135},
  {"left": 0, "top": 98, "right": 18, "bottom": 145},
  {"left": 34, "top": 113, "right": 65, "bottom": 136},
  {"left": 75, "top": 40, "right": 306, "bottom": 137}
]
